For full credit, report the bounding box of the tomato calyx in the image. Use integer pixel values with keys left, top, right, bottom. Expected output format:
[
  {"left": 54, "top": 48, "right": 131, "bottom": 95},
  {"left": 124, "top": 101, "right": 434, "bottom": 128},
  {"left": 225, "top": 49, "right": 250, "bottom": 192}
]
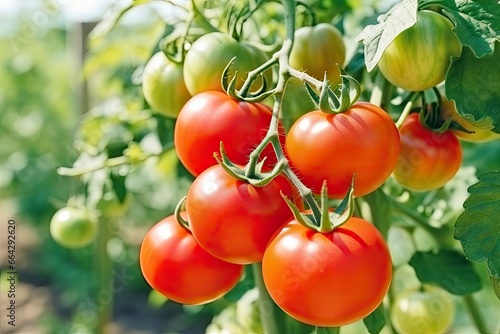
[
  {"left": 215, "top": 142, "right": 286, "bottom": 187},
  {"left": 419, "top": 88, "right": 472, "bottom": 134},
  {"left": 303, "top": 65, "right": 361, "bottom": 114},
  {"left": 222, "top": 57, "right": 276, "bottom": 102},
  {"left": 281, "top": 177, "right": 355, "bottom": 233},
  {"left": 174, "top": 196, "right": 191, "bottom": 232}
]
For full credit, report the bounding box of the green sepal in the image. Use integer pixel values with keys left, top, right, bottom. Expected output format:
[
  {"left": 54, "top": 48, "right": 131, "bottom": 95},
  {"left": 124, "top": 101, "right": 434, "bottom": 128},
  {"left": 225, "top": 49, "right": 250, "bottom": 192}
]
[
  {"left": 221, "top": 56, "right": 272, "bottom": 102},
  {"left": 318, "top": 65, "right": 361, "bottom": 114},
  {"left": 280, "top": 191, "right": 319, "bottom": 231},
  {"left": 174, "top": 196, "right": 190, "bottom": 232},
  {"left": 215, "top": 142, "right": 286, "bottom": 187},
  {"left": 318, "top": 175, "right": 356, "bottom": 233},
  {"left": 304, "top": 81, "right": 321, "bottom": 106}
]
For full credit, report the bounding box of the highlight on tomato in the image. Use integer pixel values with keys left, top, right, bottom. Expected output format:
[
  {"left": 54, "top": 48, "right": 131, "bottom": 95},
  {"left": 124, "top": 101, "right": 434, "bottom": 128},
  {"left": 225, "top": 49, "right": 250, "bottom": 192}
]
[
  {"left": 139, "top": 213, "right": 244, "bottom": 305},
  {"left": 262, "top": 214, "right": 392, "bottom": 327},
  {"left": 185, "top": 164, "right": 295, "bottom": 264},
  {"left": 393, "top": 113, "right": 462, "bottom": 191},
  {"left": 285, "top": 102, "right": 400, "bottom": 198},
  {"left": 174, "top": 91, "right": 285, "bottom": 176},
  {"left": 378, "top": 10, "right": 461, "bottom": 92}
]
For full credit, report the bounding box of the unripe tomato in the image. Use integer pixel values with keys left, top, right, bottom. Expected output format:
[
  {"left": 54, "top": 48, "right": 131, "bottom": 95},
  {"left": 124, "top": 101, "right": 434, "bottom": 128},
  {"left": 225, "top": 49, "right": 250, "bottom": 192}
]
[
  {"left": 378, "top": 10, "right": 461, "bottom": 91},
  {"left": 183, "top": 32, "right": 273, "bottom": 96},
  {"left": 263, "top": 215, "right": 392, "bottom": 327},
  {"left": 393, "top": 113, "right": 462, "bottom": 191},
  {"left": 50, "top": 207, "right": 98, "bottom": 249},
  {"left": 289, "top": 23, "right": 346, "bottom": 85},
  {"left": 139, "top": 213, "right": 244, "bottom": 305},
  {"left": 440, "top": 97, "right": 500, "bottom": 142},
  {"left": 286, "top": 102, "right": 400, "bottom": 198},
  {"left": 391, "top": 287, "right": 455, "bottom": 334},
  {"left": 142, "top": 52, "right": 191, "bottom": 118}
]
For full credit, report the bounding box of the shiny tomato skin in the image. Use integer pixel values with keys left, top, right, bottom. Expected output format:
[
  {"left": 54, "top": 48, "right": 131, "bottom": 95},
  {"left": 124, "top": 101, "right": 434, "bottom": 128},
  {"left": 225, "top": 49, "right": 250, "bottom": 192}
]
[
  {"left": 262, "top": 216, "right": 392, "bottom": 327},
  {"left": 183, "top": 32, "right": 273, "bottom": 96},
  {"left": 378, "top": 10, "right": 461, "bottom": 92},
  {"left": 139, "top": 213, "right": 244, "bottom": 305},
  {"left": 174, "top": 91, "right": 285, "bottom": 176},
  {"left": 186, "top": 164, "right": 295, "bottom": 264},
  {"left": 142, "top": 51, "right": 191, "bottom": 118},
  {"left": 50, "top": 207, "right": 98, "bottom": 249},
  {"left": 285, "top": 102, "right": 400, "bottom": 198},
  {"left": 393, "top": 113, "right": 462, "bottom": 191}
]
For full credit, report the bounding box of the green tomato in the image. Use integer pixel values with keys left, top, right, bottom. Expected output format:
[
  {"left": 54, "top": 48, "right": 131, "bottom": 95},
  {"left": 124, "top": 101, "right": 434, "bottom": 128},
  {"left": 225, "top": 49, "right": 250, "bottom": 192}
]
[
  {"left": 142, "top": 51, "right": 191, "bottom": 118},
  {"left": 50, "top": 207, "right": 98, "bottom": 249},
  {"left": 183, "top": 32, "right": 273, "bottom": 96},
  {"left": 281, "top": 78, "right": 317, "bottom": 130},
  {"left": 289, "top": 23, "right": 346, "bottom": 85},
  {"left": 391, "top": 287, "right": 455, "bottom": 334},
  {"left": 378, "top": 10, "right": 461, "bottom": 92}
]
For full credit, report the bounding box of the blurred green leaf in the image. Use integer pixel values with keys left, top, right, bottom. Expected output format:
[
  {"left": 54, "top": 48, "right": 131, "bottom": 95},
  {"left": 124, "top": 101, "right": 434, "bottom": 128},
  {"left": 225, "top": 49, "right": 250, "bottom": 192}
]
[
  {"left": 409, "top": 250, "right": 482, "bottom": 295},
  {"left": 363, "top": 303, "right": 386, "bottom": 334},
  {"left": 455, "top": 171, "right": 500, "bottom": 276}
]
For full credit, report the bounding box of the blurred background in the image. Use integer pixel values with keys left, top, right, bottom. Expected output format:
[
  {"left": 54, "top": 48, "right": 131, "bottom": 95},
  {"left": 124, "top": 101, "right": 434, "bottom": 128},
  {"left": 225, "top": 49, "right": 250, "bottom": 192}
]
[{"left": 1, "top": 0, "right": 499, "bottom": 333}]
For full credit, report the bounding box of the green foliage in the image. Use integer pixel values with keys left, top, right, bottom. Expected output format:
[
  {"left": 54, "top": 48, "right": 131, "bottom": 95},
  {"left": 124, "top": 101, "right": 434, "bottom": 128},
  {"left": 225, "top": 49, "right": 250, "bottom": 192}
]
[
  {"left": 409, "top": 250, "right": 482, "bottom": 295},
  {"left": 362, "top": 304, "right": 386, "bottom": 334},
  {"left": 446, "top": 44, "right": 500, "bottom": 132},
  {"left": 455, "top": 171, "right": 500, "bottom": 277},
  {"left": 356, "top": 0, "right": 418, "bottom": 72}
]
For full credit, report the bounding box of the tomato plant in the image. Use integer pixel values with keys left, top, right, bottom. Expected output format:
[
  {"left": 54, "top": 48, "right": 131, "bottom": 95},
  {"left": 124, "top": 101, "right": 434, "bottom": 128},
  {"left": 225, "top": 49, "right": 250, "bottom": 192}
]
[
  {"left": 50, "top": 207, "right": 98, "bottom": 249},
  {"left": 141, "top": 51, "right": 191, "bottom": 118},
  {"left": 53, "top": 0, "right": 500, "bottom": 332},
  {"left": 174, "top": 91, "right": 284, "bottom": 176},
  {"left": 378, "top": 10, "right": 461, "bottom": 92},
  {"left": 139, "top": 213, "right": 244, "bottom": 305},
  {"left": 286, "top": 102, "right": 400, "bottom": 198},
  {"left": 262, "top": 215, "right": 392, "bottom": 327},
  {"left": 185, "top": 164, "right": 295, "bottom": 264},
  {"left": 183, "top": 32, "right": 273, "bottom": 96},
  {"left": 391, "top": 287, "right": 455, "bottom": 334},
  {"left": 393, "top": 113, "right": 462, "bottom": 191}
]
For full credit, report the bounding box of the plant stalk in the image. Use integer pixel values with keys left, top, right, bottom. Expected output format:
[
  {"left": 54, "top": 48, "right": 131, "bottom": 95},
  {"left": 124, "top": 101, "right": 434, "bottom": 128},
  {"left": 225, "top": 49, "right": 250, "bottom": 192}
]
[
  {"left": 252, "top": 263, "right": 287, "bottom": 334},
  {"left": 463, "top": 294, "right": 489, "bottom": 334},
  {"left": 95, "top": 217, "right": 113, "bottom": 333}
]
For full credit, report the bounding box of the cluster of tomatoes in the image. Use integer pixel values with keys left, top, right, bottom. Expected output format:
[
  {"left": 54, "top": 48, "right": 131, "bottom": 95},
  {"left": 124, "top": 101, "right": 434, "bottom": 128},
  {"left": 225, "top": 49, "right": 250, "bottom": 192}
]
[{"left": 136, "top": 7, "right": 497, "bottom": 329}]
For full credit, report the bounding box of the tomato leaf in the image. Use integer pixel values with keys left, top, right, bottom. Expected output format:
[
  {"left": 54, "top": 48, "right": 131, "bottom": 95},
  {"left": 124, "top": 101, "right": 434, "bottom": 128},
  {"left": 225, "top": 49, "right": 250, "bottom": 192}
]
[
  {"left": 445, "top": 44, "right": 500, "bottom": 132},
  {"left": 454, "top": 171, "right": 500, "bottom": 277},
  {"left": 489, "top": 274, "right": 500, "bottom": 301},
  {"left": 363, "top": 304, "right": 386, "bottom": 334},
  {"left": 409, "top": 250, "right": 482, "bottom": 295},
  {"left": 426, "top": 0, "right": 500, "bottom": 58},
  {"left": 356, "top": 0, "right": 418, "bottom": 72},
  {"left": 110, "top": 172, "right": 127, "bottom": 203}
]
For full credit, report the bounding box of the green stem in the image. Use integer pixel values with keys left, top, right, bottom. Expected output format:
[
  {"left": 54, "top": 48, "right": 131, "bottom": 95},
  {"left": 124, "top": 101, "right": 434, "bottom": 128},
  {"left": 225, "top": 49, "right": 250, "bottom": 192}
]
[
  {"left": 95, "top": 217, "right": 113, "bottom": 333},
  {"left": 369, "top": 71, "right": 386, "bottom": 107},
  {"left": 190, "top": 0, "right": 218, "bottom": 33},
  {"left": 396, "top": 92, "right": 419, "bottom": 128},
  {"left": 463, "top": 294, "right": 489, "bottom": 334},
  {"left": 252, "top": 263, "right": 287, "bottom": 334}
]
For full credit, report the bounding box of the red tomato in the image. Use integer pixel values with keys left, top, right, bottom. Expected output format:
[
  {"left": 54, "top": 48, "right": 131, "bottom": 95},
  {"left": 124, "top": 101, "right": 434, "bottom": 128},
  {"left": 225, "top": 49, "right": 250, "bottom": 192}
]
[
  {"left": 393, "top": 113, "right": 463, "bottom": 191},
  {"left": 262, "top": 215, "right": 392, "bottom": 327},
  {"left": 285, "top": 102, "right": 400, "bottom": 198},
  {"left": 185, "top": 164, "right": 295, "bottom": 264},
  {"left": 174, "top": 91, "right": 285, "bottom": 176},
  {"left": 139, "top": 213, "right": 243, "bottom": 305}
]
